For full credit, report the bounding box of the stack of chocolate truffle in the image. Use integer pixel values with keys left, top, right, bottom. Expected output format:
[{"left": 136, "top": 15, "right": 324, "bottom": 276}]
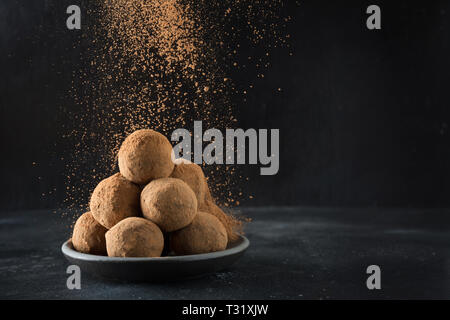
[{"left": 71, "top": 129, "right": 240, "bottom": 257}]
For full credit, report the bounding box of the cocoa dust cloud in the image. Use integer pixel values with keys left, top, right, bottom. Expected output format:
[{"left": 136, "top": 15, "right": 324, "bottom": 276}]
[
  {"left": 72, "top": 129, "right": 243, "bottom": 257},
  {"left": 62, "top": 1, "right": 294, "bottom": 214}
]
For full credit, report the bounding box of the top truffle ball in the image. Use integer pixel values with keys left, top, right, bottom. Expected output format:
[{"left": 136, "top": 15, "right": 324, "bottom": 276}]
[{"left": 118, "top": 129, "right": 174, "bottom": 185}]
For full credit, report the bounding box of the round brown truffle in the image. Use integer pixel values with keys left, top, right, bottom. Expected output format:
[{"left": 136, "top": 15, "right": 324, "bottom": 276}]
[
  {"left": 170, "top": 163, "right": 207, "bottom": 203},
  {"left": 90, "top": 173, "right": 141, "bottom": 229},
  {"left": 118, "top": 129, "right": 174, "bottom": 184},
  {"left": 170, "top": 211, "right": 228, "bottom": 255},
  {"left": 200, "top": 200, "right": 241, "bottom": 243},
  {"left": 105, "top": 217, "right": 164, "bottom": 257},
  {"left": 72, "top": 212, "right": 107, "bottom": 255},
  {"left": 141, "top": 178, "right": 198, "bottom": 232}
]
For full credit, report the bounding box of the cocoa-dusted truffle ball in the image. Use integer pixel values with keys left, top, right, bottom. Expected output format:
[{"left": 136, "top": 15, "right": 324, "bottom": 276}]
[
  {"left": 170, "top": 211, "right": 228, "bottom": 255},
  {"left": 200, "top": 200, "right": 241, "bottom": 243},
  {"left": 118, "top": 129, "right": 174, "bottom": 185},
  {"left": 72, "top": 212, "right": 107, "bottom": 255},
  {"left": 141, "top": 178, "right": 198, "bottom": 232},
  {"left": 90, "top": 173, "right": 141, "bottom": 229},
  {"left": 170, "top": 163, "right": 207, "bottom": 203},
  {"left": 105, "top": 217, "right": 164, "bottom": 257}
]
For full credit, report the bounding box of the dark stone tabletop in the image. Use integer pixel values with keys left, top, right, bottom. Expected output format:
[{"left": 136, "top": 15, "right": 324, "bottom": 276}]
[{"left": 1, "top": 207, "right": 450, "bottom": 299}]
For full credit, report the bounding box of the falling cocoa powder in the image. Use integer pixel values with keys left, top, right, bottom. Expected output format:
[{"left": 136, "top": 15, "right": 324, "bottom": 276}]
[{"left": 63, "top": 1, "right": 295, "bottom": 221}]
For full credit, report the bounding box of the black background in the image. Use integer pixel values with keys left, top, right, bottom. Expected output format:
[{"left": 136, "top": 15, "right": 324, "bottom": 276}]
[{"left": 1, "top": 0, "right": 450, "bottom": 211}]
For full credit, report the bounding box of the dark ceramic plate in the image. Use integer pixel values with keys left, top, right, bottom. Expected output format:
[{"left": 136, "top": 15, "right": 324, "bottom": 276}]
[{"left": 61, "top": 236, "right": 249, "bottom": 282}]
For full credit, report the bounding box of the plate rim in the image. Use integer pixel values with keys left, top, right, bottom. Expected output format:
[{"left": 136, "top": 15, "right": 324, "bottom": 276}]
[{"left": 62, "top": 235, "right": 249, "bottom": 263}]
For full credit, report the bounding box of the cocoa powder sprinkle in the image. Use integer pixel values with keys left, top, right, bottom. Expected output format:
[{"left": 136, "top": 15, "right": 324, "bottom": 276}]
[{"left": 63, "top": 0, "right": 294, "bottom": 216}]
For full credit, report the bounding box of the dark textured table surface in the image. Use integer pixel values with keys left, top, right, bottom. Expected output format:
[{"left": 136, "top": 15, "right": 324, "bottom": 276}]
[{"left": 1, "top": 207, "right": 450, "bottom": 299}]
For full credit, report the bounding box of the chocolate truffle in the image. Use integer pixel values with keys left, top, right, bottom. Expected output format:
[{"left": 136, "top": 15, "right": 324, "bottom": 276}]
[
  {"left": 170, "top": 211, "right": 228, "bottom": 255},
  {"left": 170, "top": 162, "right": 207, "bottom": 203},
  {"left": 141, "top": 177, "right": 198, "bottom": 232},
  {"left": 90, "top": 173, "right": 141, "bottom": 229},
  {"left": 118, "top": 129, "right": 174, "bottom": 184},
  {"left": 72, "top": 212, "right": 107, "bottom": 255},
  {"left": 200, "top": 200, "right": 241, "bottom": 243},
  {"left": 106, "top": 217, "right": 164, "bottom": 257}
]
